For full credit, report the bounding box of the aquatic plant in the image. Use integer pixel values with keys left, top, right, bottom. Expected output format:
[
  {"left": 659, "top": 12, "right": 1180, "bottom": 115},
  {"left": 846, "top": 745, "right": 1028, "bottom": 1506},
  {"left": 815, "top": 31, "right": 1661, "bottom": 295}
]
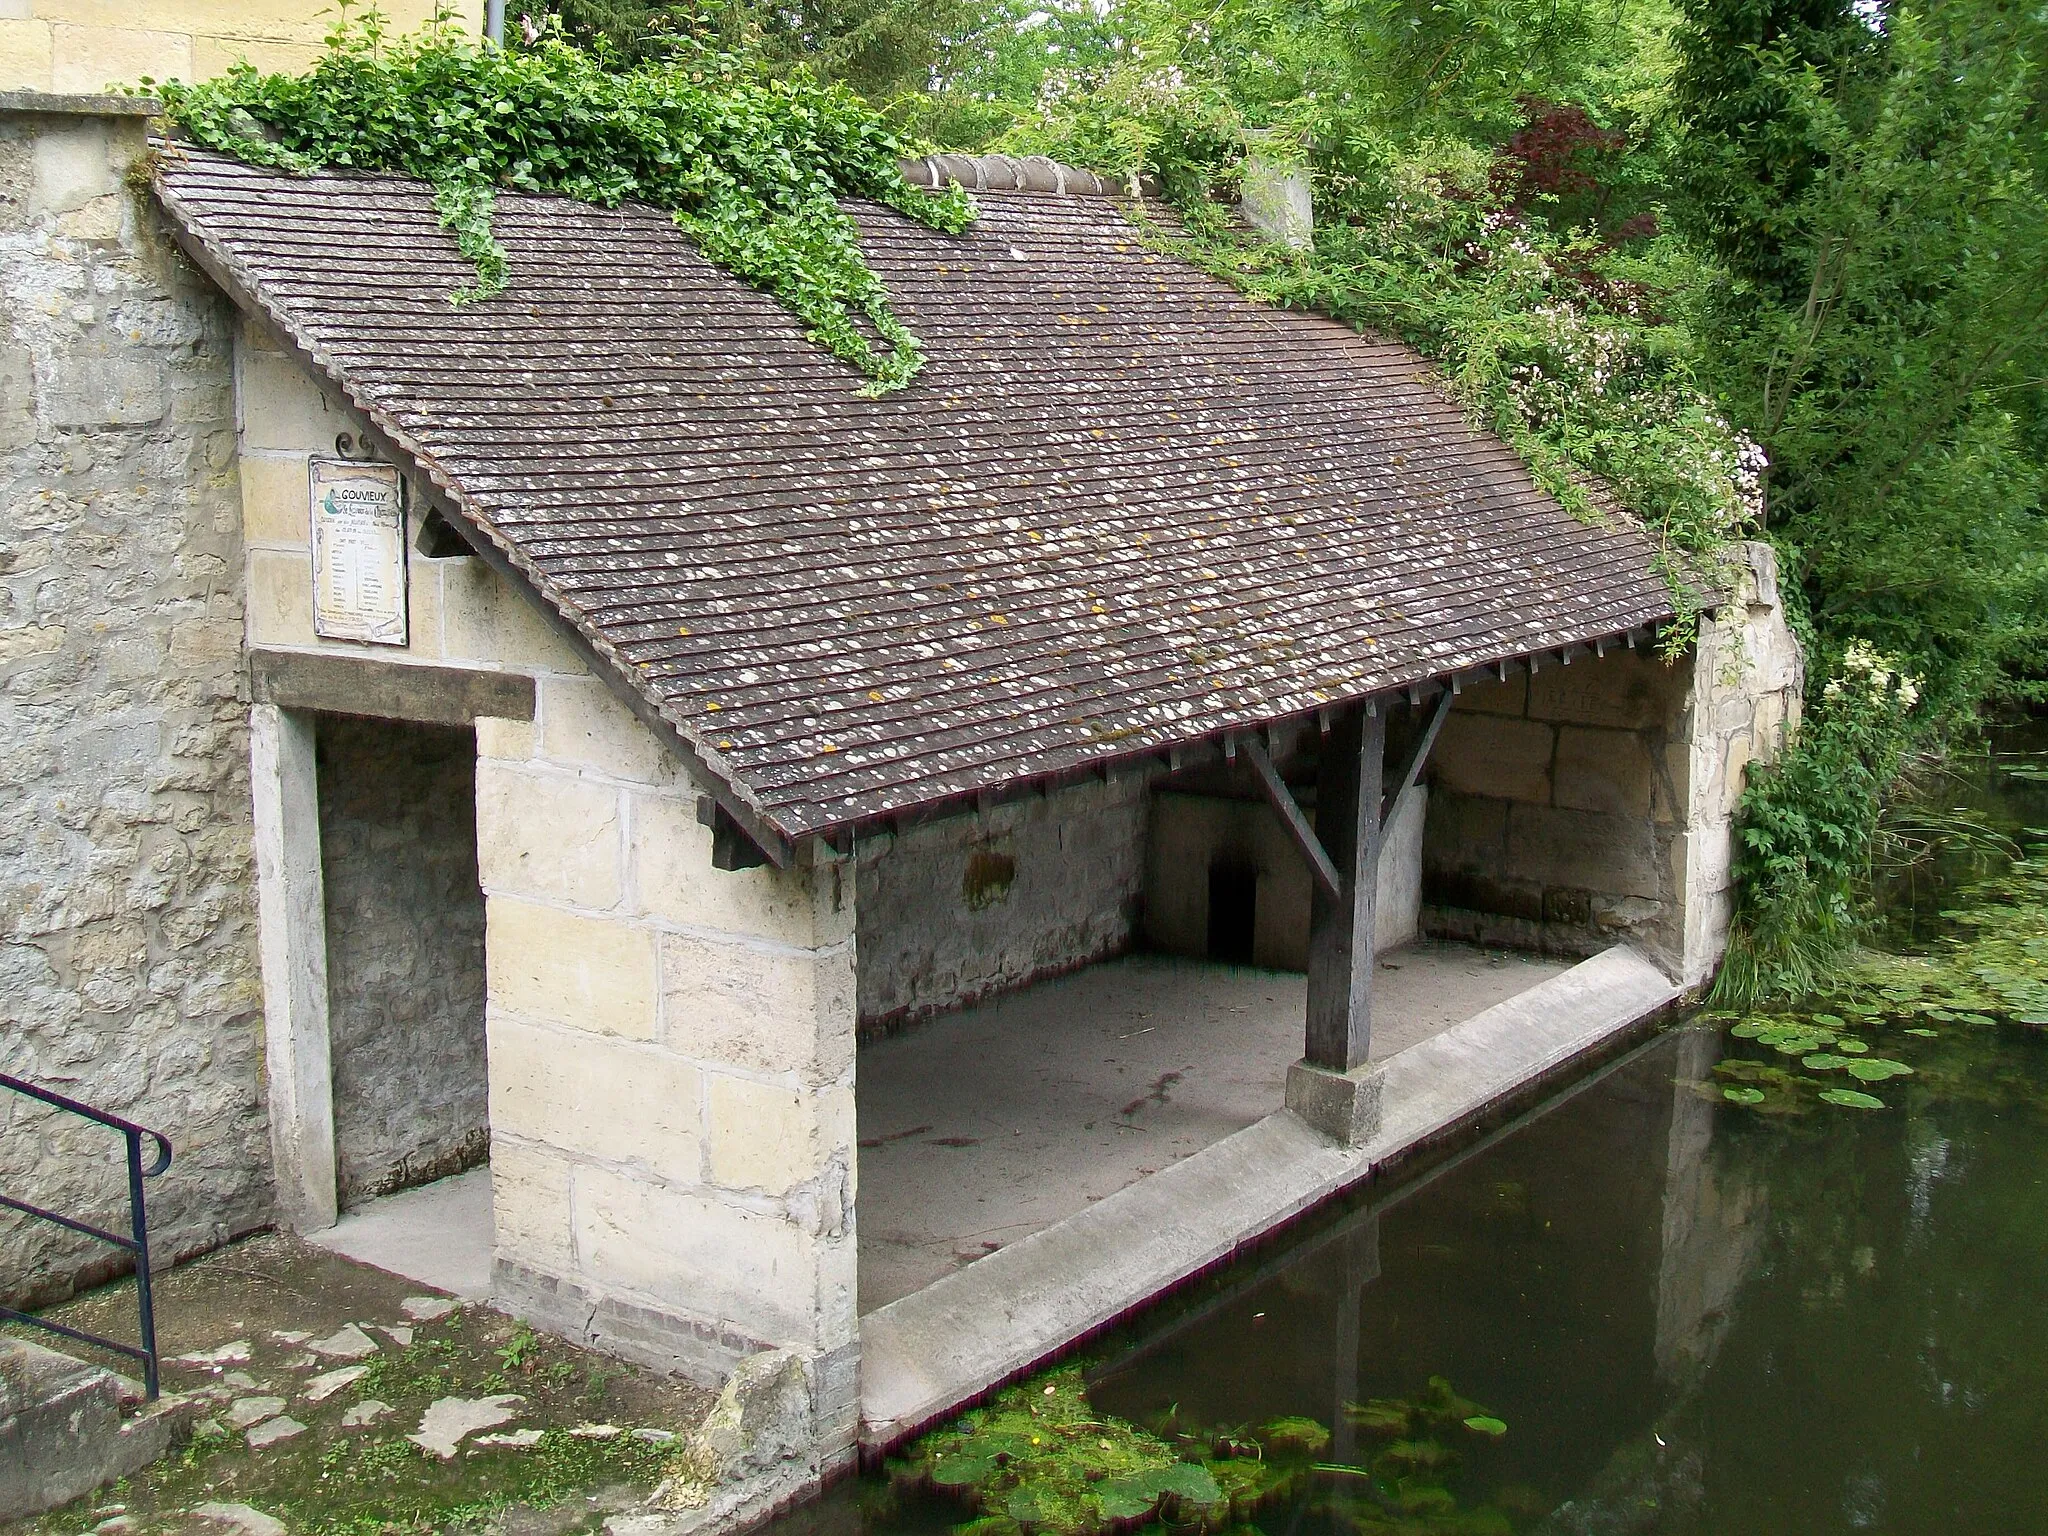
[{"left": 902, "top": 1369, "right": 1521, "bottom": 1536}]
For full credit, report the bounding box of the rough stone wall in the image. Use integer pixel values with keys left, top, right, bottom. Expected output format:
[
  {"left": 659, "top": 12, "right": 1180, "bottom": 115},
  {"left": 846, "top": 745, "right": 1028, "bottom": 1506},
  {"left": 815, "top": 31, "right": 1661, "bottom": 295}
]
[
  {"left": 1422, "top": 543, "right": 1800, "bottom": 982},
  {"left": 0, "top": 0, "right": 478, "bottom": 95},
  {"left": 1675, "top": 544, "right": 1803, "bottom": 986},
  {"left": 315, "top": 714, "right": 487, "bottom": 1208},
  {"left": 854, "top": 776, "right": 1146, "bottom": 1030},
  {"left": 0, "top": 104, "right": 268, "bottom": 1308},
  {"left": 1143, "top": 785, "right": 1425, "bottom": 968},
  {"left": 480, "top": 676, "right": 861, "bottom": 1456},
  {"left": 1422, "top": 647, "right": 1694, "bottom": 964}
]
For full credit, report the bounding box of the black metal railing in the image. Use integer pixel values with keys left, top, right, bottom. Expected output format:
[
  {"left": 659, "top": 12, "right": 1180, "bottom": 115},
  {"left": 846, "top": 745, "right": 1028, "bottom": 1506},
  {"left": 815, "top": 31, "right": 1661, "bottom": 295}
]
[{"left": 0, "top": 1072, "right": 172, "bottom": 1399}]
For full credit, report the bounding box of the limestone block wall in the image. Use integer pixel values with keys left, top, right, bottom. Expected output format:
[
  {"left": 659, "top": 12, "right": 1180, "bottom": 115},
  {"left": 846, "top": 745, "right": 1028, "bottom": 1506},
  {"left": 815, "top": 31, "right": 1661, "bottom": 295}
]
[
  {"left": 1, "top": 0, "right": 479, "bottom": 96},
  {"left": 1422, "top": 543, "right": 1800, "bottom": 981},
  {"left": 315, "top": 714, "right": 486, "bottom": 1207},
  {"left": 0, "top": 101, "right": 267, "bottom": 1307},
  {"left": 855, "top": 775, "right": 1146, "bottom": 1030},
  {"left": 1677, "top": 543, "right": 1803, "bottom": 987},
  {"left": 1422, "top": 648, "right": 1694, "bottom": 963},
  {"left": 1143, "top": 786, "right": 1425, "bottom": 968},
  {"left": 479, "top": 684, "right": 861, "bottom": 1448}
]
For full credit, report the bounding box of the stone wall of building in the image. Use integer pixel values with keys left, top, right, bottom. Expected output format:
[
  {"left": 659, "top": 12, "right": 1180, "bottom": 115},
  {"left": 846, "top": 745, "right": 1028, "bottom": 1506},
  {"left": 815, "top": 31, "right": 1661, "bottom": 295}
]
[
  {"left": 480, "top": 678, "right": 862, "bottom": 1455},
  {"left": 1143, "top": 785, "right": 1425, "bottom": 968},
  {"left": 0, "top": 100, "right": 268, "bottom": 1308},
  {"left": 1421, "top": 544, "right": 1800, "bottom": 981},
  {"left": 315, "top": 713, "right": 486, "bottom": 1208},
  {"left": 854, "top": 775, "right": 1147, "bottom": 1031},
  {"left": 1, "top": 0, "right": 479, "bottom": 96}
]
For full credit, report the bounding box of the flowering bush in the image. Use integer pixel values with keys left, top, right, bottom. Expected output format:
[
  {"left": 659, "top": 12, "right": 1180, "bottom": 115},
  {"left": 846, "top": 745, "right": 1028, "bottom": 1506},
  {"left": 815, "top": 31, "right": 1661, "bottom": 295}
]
[{"left": 1717, "top": 641, "right": 1928, "bottom": 1002}]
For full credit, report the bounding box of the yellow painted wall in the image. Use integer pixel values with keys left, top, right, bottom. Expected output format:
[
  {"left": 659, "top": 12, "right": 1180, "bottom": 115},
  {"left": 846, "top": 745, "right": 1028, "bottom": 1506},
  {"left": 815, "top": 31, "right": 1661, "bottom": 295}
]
[{"left": 0, "top": 0, "right": 482, "bottom": 95}]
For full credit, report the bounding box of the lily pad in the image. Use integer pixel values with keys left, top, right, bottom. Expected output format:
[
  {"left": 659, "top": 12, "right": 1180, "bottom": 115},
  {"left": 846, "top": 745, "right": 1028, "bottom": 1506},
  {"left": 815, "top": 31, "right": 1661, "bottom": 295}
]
[
  {"left": 1819, "top": 1088, "right": 1885, "bottom": 1109},
  {"left": 1722, "top": 1086, "right": 1767, "bottom": 1104},
  {"left": 1093, "top": 1484, "right": 1154, "bottom": 1521},
  {"left": 1903, "top": 1027, "right": 1941, "bottom": 1037},
  {"left": 1462, "top": 1415, "right": 1508, "bottom": 1437},
  {"left": 1802, "top": 1054, "right": 1851, "bottom": 1071},
  {"left": 932, "top": 1453, "right": 997, "bottom": 1487},
  {"left": 1729, "top": 1021, "right": 1768, "bottom": 1039},
  {"left": 1146, "top": 1464, "right": 1223, "bottom": 1504},
  {"left": 1847, "top": 1058, "right": 1914, "bottom": 1082},
  {"left": 1811, "top": 1013, "right": 1846, "bottom": 1028},
  {"left": 1835, "top": 1039, "right": 1871, "bottom": 1054}
]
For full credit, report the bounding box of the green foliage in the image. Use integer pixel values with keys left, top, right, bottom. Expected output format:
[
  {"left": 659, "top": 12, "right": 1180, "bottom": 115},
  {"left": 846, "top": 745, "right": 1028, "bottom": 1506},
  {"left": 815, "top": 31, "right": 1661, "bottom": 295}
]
[
  {"left": 1718, "top": 643, "right": 1925, "bottom": 1000},
  {"left": 1856, "top": 852, "right": 2048, "bottom": 1026},
  {"left": 151, "top": 6, "right": 973, "bottom": 391},
  {"left": 1669, "top": 0, "right": 2048, "bottom": 708}
]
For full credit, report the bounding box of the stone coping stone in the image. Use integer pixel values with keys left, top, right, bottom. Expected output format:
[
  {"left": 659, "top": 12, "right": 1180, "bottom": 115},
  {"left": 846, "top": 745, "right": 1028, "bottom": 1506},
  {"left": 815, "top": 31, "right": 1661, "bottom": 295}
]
[
  {"left": 856, "top": 944, "right": 1681, "bottom": 1449},
  {"left": 0, "top": 92, "right": 164, "bottom": 117}
]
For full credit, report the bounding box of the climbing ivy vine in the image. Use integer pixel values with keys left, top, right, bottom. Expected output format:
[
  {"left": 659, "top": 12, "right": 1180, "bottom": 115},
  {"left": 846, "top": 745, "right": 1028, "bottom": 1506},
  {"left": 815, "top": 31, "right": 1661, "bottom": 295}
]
[{"left": 150, "top": 6, "right": 974, "bottom": 391}]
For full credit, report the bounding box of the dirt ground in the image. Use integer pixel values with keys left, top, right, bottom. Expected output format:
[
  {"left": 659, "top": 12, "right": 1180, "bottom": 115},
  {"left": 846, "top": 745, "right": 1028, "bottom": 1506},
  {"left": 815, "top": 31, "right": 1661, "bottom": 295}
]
[{"left": 6, "top": 1232, "right": 716, "bottom": 1536}]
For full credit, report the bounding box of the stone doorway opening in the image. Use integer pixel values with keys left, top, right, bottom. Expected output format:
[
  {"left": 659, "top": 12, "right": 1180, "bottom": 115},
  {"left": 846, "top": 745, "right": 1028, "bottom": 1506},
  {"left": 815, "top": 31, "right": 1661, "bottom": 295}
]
[{"left": 314, "top": 714, "right": 489, "bottom": 1212}]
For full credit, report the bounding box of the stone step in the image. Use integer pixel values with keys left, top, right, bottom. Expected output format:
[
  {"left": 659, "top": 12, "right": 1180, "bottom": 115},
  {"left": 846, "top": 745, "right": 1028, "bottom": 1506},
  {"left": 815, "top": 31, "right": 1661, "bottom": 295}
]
[{"left": 0, "top": 1336, "right": 197, "bottom": 1519}]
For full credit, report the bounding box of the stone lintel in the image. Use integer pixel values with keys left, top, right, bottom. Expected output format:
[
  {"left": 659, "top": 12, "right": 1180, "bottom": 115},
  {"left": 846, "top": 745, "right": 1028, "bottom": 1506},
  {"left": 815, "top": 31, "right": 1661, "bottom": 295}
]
[
  {"left": 250, "top": 648, "right": 536, "bottom": 728},
  {"left": 1284, "top": 1059, "right": 1386, "bottom": 1146}
]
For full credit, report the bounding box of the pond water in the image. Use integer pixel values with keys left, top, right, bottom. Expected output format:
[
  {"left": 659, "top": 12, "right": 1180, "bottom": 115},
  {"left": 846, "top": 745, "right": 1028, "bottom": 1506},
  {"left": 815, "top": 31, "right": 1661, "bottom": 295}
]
[{"left": 788, "top": 729, "right": 2048, "bottom": 1536}]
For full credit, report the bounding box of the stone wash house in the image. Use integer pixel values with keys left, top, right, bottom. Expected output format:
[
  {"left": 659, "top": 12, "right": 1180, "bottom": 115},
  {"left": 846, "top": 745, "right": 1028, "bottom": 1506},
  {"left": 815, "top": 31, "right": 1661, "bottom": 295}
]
[{"left": 0, "top": 92, "right": 1799, "bottom": 1489}]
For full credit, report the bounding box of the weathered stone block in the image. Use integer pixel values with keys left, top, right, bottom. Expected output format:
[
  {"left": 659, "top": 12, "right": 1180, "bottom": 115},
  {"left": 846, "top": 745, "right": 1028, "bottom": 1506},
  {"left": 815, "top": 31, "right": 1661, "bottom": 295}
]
[
  {"left": 636, "top": 792, "right": 838, "bottom": 945},
  {"left": 572, "top": 1166, "right": 822, "bottom": 1348},
  {"left": 0, "top": 19, "right": 54, "bottom": 90},
  {"left": 1451, "top": 672, "right": 1526, "bottom": 717},
  {"left": 475, "top": 761, "right": 622, "bottom": 908},
  {"left": 237, "top": 347, "right": 343, "bottom": 454},
  {"left": 43, "top": 342, "right": 164, "bottom": 428},
  {"left": 1432, "top": 713, "right": 1552, "bottom": 803},
  {"left": 475, "top": 714, "right": 533, "bottom": 763},
  {"left": 191, "top": 35, "right": 323, "bottom": 77},
  {"left": 490, "top": 1019, "right": 701, "bottom": 1177},
  {"left": 442, "top": 560, "right": 587, "bottom": 674},
  {"left": 50, "top": 23, "right": 191, "bottom": 93},
  {"left": 1527, "top": 649, "right": 1685, "bottom": 731},
  {"left": 245, "top": 549, "right": 314, "bottom": 648},
  {"left": 484, "top": 898, "right": 655, "bottom": 1039},
  {"left": 1421, "top": 790, "right": 1508, "bottom": 869},
  {"left": 539, "top": 675, "right": 672, "bottom": 785},
  {"left": 236, "top": 451, "right": 307, "bottom": 545},
  {"left": 488, "top": 1136, "right": 575, "bottom": 1269},
  {"left": 26, "top": 118, "right": 116, "bottom": 212},
  {"left": 660, "top": 932, "right": 853, "bottom": 1082},
  {"left": 1284, "top": 1059, "right": 1383, "bottom": 1146},
  {"left": 1553, "top": 726, "right": 1654, "bottom": 817},
  {"left": 705, "top": 1075, "right": 847, "bottom": 1197},
  {"left": 1506, "top": 804, "right": 1662, "bottom": 901}
]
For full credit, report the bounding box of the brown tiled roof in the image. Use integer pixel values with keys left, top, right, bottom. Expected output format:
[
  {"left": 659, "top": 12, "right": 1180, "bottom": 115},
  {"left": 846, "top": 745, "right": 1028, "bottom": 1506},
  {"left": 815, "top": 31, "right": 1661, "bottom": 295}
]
[{"left": 154, "top": 147, "right": 1674, "bottom": 850}]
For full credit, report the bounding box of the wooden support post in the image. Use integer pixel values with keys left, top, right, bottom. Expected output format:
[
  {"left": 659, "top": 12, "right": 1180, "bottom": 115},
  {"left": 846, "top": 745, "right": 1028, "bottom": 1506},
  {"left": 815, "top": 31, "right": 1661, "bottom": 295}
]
[{"left": 1304, "top": 704, "right": 1385, "bottom": 1072}]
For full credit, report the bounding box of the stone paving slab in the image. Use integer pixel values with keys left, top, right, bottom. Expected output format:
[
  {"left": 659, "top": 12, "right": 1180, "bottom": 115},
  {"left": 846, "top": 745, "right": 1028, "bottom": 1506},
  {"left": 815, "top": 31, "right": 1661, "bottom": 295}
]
[{"left": 857, "top": 945, "right": 1681, "bottom": 1448}]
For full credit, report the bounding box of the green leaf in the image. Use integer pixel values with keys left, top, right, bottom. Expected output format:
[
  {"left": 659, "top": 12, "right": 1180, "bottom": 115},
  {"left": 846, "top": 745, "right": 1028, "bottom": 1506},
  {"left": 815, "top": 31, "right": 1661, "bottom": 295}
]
[
  {"left": 1819, "top": 1089, "right": 1886, "bottom": 1109},
  {"left": 1802, "top": 1054, "right": 1851, "bottom": 1071},
  {"left": 1722, "top": 1086, "right": 1768, "bottom": 1103},
  {"left": 931, "top": 1453, "right": 997, "bottom": 1488},
  {"left": 1835, "top": 1038, "right": 1871, "bottom": 1054},
  {"left": 1462, "top": 1415, "right": 1508, "bottom": 1437},
  {"left": 1903, "top": 1027, "right": 1941, "bottom": 1037},
  {"left": 1847, "top": 1058, "right": 1914, "bottom": 1082}
]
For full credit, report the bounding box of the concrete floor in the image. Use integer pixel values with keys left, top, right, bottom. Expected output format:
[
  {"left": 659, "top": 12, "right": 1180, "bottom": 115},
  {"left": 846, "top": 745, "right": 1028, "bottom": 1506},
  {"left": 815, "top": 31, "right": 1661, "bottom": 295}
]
[
  {"left": 856, "top": 941, "right": 1568, "bottom": 1309},
  {"left": 305, "top": 1164, "right": 494, "bottom": 1299}
]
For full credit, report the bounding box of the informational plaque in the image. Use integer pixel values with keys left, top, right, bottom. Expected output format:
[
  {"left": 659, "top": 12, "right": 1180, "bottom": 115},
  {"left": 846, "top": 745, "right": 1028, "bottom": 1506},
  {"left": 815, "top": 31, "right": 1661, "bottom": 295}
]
[{"left": 309, "top": 457, "right": 409, "bottom": 646}]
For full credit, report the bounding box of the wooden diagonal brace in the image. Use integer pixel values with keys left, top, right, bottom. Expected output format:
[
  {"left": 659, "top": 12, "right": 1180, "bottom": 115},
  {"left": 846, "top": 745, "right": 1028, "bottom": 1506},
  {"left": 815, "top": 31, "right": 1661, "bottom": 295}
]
[
  {"left": 1243, "top": 734, "right": 1345, "bottom": 904},
  {"left": 1384, "top": 686, "right": 1454, "bottom": 832}
]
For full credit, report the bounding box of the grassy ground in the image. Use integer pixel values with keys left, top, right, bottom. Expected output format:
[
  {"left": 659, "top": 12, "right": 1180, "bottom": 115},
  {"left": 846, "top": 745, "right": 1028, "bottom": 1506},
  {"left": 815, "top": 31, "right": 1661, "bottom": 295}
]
[{"left": 6, "top": 1233, "right": 713, "bottom": 1536}]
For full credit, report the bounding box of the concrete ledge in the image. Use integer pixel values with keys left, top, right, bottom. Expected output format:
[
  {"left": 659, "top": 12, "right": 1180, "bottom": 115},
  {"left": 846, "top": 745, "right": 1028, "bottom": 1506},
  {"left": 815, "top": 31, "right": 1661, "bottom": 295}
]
[
  {"left": 250, "top": 647, "right": 536, "bottom": 726},
  {"left": 0, "top": 92, "right": 163, "bottom": 118},
  {"left": 856, "top": 944, "right": 1680, "bottom": 1450},
  {"left": 494, "top": 1258, "right": 772, "bottom": 1389}
]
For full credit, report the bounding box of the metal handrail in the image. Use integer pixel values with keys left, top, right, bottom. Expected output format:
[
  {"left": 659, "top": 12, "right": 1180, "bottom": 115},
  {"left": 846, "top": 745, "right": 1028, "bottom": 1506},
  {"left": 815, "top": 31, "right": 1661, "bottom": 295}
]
[{"left": 0, "top": 1072, "right": 172, "bottom": 1399}]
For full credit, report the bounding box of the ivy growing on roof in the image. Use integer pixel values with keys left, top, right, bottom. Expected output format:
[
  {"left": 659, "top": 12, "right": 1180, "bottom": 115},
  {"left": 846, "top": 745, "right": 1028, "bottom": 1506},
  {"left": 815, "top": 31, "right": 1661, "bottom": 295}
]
[{"left": 148, "top": 4, "right": 974, "bottom": 392}]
